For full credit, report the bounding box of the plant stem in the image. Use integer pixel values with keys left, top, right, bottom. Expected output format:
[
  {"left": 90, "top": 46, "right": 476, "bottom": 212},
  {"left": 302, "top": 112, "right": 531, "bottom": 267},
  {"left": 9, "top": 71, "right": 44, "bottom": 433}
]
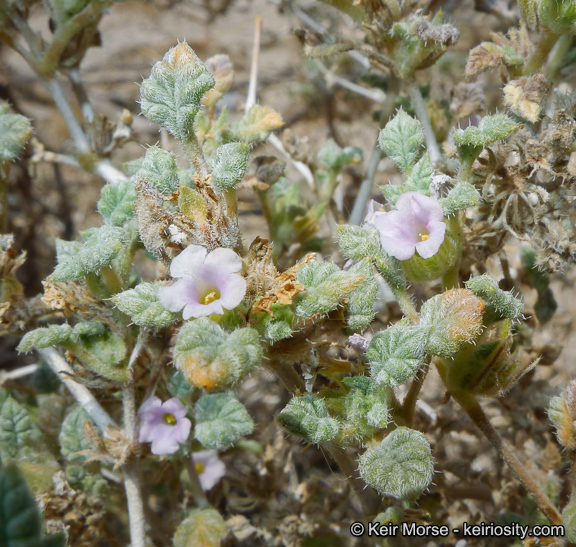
[
  {"left": 123, "top": 464, "right": 147, "bottom": 547},
  {"left": 183, "top": 134, "right": 209, "bottom": 182},
  {"left": 401, "top": 364, "right": 429, "bottom": 427},
  {"left": 122, "top": 330, "right": 147, "bottom": 547},
  {"left": 455, "top": 390, "right": 562, "bottom": 525},
  {"left": 68, "top": 68, "right": 94, "bottom": 122},
  {"left": 407, "top": 82, "right": 441, "bottom": 166},
  {"left": 349, "top": 143, "right": 382, "bottom": 226},
  {"left": 393, "top": 288, "right": 419, "bottom": 325},
  {"left": 546, "top": 34, "right": 572, "bottom": 81},
  {"left": 524, "top": 31, "right": 560, "bottom": 76},
  {"left": 39, "top": 347, "right": 116, "bottom": 433},
  {"left": 267, "top": 358, "right": 306, "bottom": 394},
  {"left": 325, "top": 444, "right": 380, "bottom": 516},
  {"left": 46, "top": 78, "right": 91, "bottom": 155},
  {"left": 184, "top": 457, "right": 210, "bottom": 509}
]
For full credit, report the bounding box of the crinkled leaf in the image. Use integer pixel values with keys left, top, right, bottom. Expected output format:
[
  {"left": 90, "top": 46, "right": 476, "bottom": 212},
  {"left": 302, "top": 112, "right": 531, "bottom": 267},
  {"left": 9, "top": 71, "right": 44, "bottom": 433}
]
[
  {"left": 0, "top": 105, "right": 32, "bottom": 162},
  {"left": 194, "top": 392, "right": 254, "bottom": 450},
  {"left": 0, "top": 398, "right": 42, "bottom": 460},
  {"left": 97, "top": 179, "right": 137, "bottom": 226},
  {"left": 359, "top": 427, "right": 434, "bottom": 500},
  {"left": 59, "top": 406, "right": 94, "bottom": 463},
  {"left": 173, "top": 508, "right": 228, "bottom": 547},
  {"left": 378, "top": 109, "right": 424, "bottom": 171},
  {"left": 278, "top": 395, "right": 339, "bottom": 444},
  {"left": 113, "top": 282, "right": 180, "bottom": 328},
  {"left": 17, "top": 324, "right": 73, "bottom": 353}
]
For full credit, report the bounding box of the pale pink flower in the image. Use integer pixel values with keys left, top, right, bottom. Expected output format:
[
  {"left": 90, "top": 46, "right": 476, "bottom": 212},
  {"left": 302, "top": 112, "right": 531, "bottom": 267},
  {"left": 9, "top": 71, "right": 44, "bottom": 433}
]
[
  {"left": 192, "top": 450, "right": 226, "bottom": 490},
  {"left": 138, "top": 397, "right": 191, "bottom": 455},
  {"left": 158, "top": 245, "right": 246, "bottom": 319},
  {"left": 371, "top": 192, "right": 446, "bottom": 260}
]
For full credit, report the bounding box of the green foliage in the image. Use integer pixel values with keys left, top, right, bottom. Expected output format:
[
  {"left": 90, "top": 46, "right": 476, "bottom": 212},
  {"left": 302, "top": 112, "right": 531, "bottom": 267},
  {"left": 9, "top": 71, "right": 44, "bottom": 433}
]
[
  {"left": 31, "top": 362, "right": 61, "bottom": 394},
  {"left": 358, "top": 427, "right": 434, "bottom": 501},
  {"left": 465, "top": 274, "right": 524, "bottom": 324},
  {"left": 17, "top": 324, "right": 73, "bottom": 353},
  {"left": 339, "top": 380, "right": 390, "bottom": 443},
  {"left": 404, "top": 153, "right": 433, "bottom": 194},
  {"left": 0, "top": 398, "right": 42, "bottom": 460},
  {"left": 173, "top": 508, "right": 228, "bottom": 547},
  {"left": 367, "top": 321, "right": 428, "bottom": 386},
  {"left": 140, "top": 42, "right": 215, "bottom": 142},
  {"left": 0, "top": 104, "right": 32, "bottom": 163},
  {"left": 378, "top": 109, "right": 424, "bottom": 171},
  {"left": 173, "top": 318, "right": 262, "bottom": 390},
  {"left": 538, "top": 0, "right": 576, "bottom": 34},
  {"left": 345, "top": 259, "right": 378, "bottom": 331},
  {"left": 211, "top": 142, "right": 250, "bottom": 190},
  {"left": 136, "top": 146, "right": 180, "bottom": 197},
  {"left": 59, "top": 406, "right": 93, "bottom": 463},
  {"left": 0, "top": 463, "right": 65, "bottom": 547},
  {"left": 295, "top": 261, "right": 365, "bottom": 317},
  {"left": 563, "top": 500, "right": 576, "bottom": 543},
  {"left": 453, "top": 114, "right": 518, "bottom": 166},
  {"left": 167, "top": 370, "right": 196, "bottom": 400},
  {"left": 317, "top": 139, "right": 362, "bottom": 171},
  {"left": 439, "top": 182, "right": 479, "bottom": 216},
  {"left": 261, "top": 303, "right": 294, "bottom": 343},
  {"left": 113, "top": 282, "right": 180, "bottom": 328},
  {"left": 73, "top": 321, "right": 105, "bottom": 338},
  {"left": 278, "top": 395, "right": 340, "bottom": 444},
  {"left": 194, "top": 392, "right": 254, "bottom": 450},
  {"left": 51, "top": 225, "right": 128, "bottom": 282},
  {"left": 337, "top": 224, "right": 381, "bottom": 261},
  {"left": 97, "top": 179, "right": 137, "bottom": 226}
]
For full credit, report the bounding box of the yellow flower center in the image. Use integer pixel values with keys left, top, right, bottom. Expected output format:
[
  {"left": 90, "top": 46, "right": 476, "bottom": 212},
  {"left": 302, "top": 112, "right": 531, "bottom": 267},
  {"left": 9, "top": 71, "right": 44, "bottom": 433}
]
[
  {"left": 195, "top": 462, "right": 205, "bottom": 474},
  {"left": 163, "top": 412, "right": 177, "bottom": 426},
  {"left": 203, "top": 290, "right": 220, "bottom": 305},
  {"left": 418, "top": 232, "right": 429, "bottom": 241}
]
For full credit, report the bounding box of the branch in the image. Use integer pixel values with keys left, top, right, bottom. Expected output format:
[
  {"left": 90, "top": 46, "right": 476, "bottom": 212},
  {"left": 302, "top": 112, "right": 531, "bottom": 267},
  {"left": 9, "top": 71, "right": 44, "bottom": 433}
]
[
  {"left": 39, "top": 347, "right": 116, "bottom": 433},
  {"left": 348, "top": 141, "right": 382, "bottom": 225},
  {"left": 407, "top": 82, "right": 441, "bottom": 166}
]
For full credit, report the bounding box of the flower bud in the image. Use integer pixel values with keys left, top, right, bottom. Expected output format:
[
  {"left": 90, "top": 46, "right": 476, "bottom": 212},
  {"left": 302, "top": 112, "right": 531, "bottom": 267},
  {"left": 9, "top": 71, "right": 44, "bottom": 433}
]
[
  {"left": 358, "top": 427, "right": 434, "bottom": 501},
  {"left": 443, "top": 319, "right": 537, "bottom": 397},
  {"left": 202, "top": 54, "right": 234, "bottom": 108},
  {"left": 173, "top": 318, "right": 262, "bottom": 390},
  {"left": 549, "top": 381, "right": 576, "bottom": 450},
  {"left": 211, "top": 142, "right": 250, "bottom": 190},
  {"left": 420, "top": 288, "right": 485, "bottom": 357}
]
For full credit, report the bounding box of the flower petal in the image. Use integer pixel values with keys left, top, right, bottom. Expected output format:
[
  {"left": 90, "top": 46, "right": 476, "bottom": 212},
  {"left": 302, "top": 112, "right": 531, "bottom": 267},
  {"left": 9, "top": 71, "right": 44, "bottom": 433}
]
[
  {"left": 415, "top": 220, "right": 446, "bottom": 259},
  {"left": 170, "top": 245, "right": 207, "bottom": 278},
  {"left": 161, "top": 398, "right": 189, "bottom": 420},
  {"left": 203, "top": 247, "right": 243, "bottom": 273},
  {"left": 216, "top": 274, "right": 247, "bottom": 310},
  {"left": 158, "top": 278, "right": 199, "bottom": 313},
  {"left": 182, "top": 299, "right": 225, "bottom": 319}
]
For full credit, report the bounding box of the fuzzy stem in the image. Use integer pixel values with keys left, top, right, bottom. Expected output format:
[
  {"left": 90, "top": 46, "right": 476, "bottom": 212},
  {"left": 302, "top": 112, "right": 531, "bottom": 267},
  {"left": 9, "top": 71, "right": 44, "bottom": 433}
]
[
  {"left": 400, "top": 364, "right": 429, "bottom": 427},
  {"left": 394, "top": 288, "right": 419, "bottom": 325},
  {"left": 455, "top": 390, "right": 562, "bottom": 525},
  {"left": 524, "top": 31, "right": 560, "bottom": 76},
  {"left": 39, "top": 347, "right": 116, "bottom": 432},
  {"left": 407, "top": 82, "right": 441, "bottom": 166},
  {"left": 123, "top": 464, "right": 147, "bottom": 547},
  {"left": 183, "top": 134, "right": 209, "bottom": 182},
  {"left": 184, "top": 457, "right": 210, "bottom": 509},
  {"left": 267, "top": 359, "right": 305, "bottom": 394},
  {"left": 122, "top": 330, "right": 147, "bottom": 547}
]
